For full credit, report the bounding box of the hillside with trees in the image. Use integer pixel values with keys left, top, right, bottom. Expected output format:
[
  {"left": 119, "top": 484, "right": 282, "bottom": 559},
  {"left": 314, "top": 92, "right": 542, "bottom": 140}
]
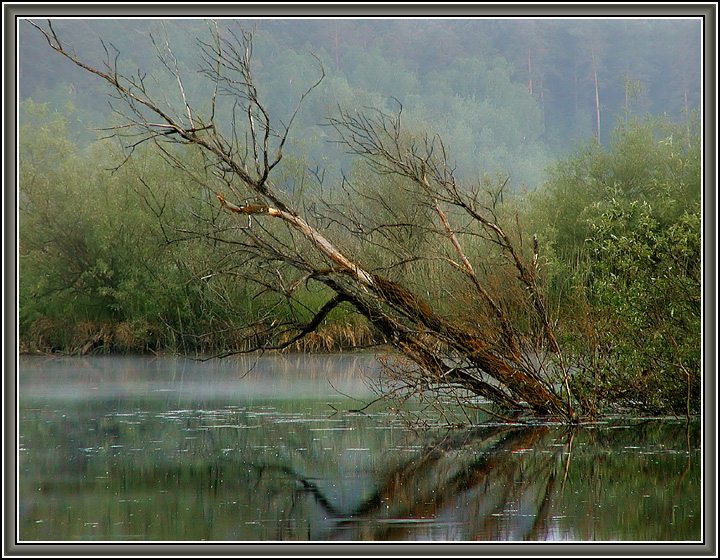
[{"left": 19, "top": 19, "right": 701, "bottom": 186}]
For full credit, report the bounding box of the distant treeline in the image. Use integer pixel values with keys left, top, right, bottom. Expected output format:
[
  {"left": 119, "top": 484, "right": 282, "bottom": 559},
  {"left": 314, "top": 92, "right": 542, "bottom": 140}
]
[{"left": 19, "top": 18, "right": 700, "bottom": 188}]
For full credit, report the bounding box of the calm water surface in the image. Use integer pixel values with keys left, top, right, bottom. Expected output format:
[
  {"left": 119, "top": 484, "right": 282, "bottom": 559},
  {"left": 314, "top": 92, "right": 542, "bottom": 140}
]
[{"left": 19, "top": 355, "right": 701, "bottom": 541}]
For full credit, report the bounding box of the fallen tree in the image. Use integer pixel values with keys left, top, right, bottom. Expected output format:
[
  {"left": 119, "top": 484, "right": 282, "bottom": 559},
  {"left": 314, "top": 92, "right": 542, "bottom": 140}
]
[{"left": 31, "top": 21, "right": 579, "bottom": 423}]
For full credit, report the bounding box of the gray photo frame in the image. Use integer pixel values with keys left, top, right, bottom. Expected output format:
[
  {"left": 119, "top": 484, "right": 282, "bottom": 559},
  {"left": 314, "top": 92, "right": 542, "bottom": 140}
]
[{"left": 4, "top": 2, "right": 716, "bottom": 557}]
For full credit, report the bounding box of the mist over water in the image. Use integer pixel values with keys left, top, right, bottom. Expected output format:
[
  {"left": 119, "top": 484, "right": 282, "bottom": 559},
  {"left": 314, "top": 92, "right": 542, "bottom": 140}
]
[{"left": 19, "top": 355, "right": 701, "bottom": 542}]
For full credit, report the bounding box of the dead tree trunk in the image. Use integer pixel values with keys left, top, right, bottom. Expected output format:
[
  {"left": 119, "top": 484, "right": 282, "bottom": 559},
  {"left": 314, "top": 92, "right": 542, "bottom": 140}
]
[
  {"left": 31, "top": 21, "right": 577, "bottom": 423},
  {"left": 592, "top": 46, "right": 601, "bottom": 143}
]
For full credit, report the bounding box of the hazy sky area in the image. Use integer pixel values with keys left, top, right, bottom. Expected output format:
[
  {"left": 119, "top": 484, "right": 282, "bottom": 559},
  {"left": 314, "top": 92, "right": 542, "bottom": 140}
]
[{"left": 18, "top": 17, "right": 702, "bottom": 188}]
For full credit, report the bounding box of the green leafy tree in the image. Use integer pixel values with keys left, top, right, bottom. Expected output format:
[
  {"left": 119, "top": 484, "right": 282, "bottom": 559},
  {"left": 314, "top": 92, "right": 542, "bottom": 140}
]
[
  {"left": 581, "top": 198, "right": 700, "bottom": 413},
  {"left": 529, "top": 114, "right": 701, "bottom": 415}
]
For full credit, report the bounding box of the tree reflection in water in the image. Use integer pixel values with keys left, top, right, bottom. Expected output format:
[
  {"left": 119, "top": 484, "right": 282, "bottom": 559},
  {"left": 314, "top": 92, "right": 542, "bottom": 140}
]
[
  {"left": 20, "top": 391, "right": 699, "bottom": 542},
  {"left": 255, "top": 425, "right": 571, "bottom": 540}
]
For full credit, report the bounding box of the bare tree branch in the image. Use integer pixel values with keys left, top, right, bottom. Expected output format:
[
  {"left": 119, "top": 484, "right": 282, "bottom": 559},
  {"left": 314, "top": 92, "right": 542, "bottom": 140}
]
[{"left": 30, "top": 20, "right": 578, "bottom": 423}]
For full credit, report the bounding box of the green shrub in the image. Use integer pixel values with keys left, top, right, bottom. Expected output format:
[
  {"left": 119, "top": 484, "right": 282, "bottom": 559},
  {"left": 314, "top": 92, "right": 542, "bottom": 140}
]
[{"left": 529, "top": 115, "right": 701, "bottom": 416}]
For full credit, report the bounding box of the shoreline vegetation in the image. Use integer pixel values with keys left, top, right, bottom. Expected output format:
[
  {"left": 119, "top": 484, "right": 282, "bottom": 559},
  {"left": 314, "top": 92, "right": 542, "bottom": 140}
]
[
  {"left": 19, "top": 317, "right": 381, "bottom": 357},
  {"left": 19, "top": 106, "right": 701, "bottom": 418}
]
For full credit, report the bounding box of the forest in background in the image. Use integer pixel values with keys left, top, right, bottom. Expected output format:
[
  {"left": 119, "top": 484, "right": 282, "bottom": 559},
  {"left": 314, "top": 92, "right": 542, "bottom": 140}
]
[
  {"left": 18, "top": 18, "right": 702, "bottom": 417},
  {"left": 19, "top": 18, "right": 701, "bottom": 187}
]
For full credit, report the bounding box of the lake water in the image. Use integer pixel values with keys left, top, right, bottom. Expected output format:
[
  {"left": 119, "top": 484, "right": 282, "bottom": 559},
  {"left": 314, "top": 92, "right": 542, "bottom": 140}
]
[{"left": 18, "top": 354, "right": 701, "bottom": 542}]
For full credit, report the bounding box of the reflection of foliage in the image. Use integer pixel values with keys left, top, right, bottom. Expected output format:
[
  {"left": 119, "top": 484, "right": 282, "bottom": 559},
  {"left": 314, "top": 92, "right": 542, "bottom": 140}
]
[
  {"left": 552, "top": 422, "right": 700, "bottom": 540},
  {"left": 20, "top": 397, "right": 700, "bottom": 541}
]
